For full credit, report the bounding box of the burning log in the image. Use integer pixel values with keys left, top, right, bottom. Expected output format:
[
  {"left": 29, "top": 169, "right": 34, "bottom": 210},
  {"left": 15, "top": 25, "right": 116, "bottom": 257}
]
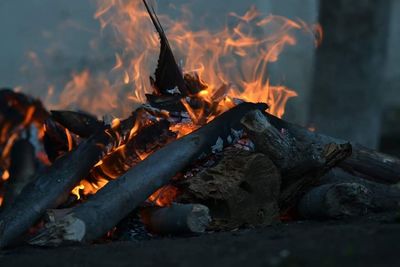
[
  {"left": 297, "top": 183, "right": 373, "bottom": 219},
  {"left": 241, "top": 110, "right": 352, "bottom": 211},
  {"left": 1, "top": 140, "right": 37, "bottom": 208},
  {"left": 141, "top": 203, "right": 211, "bottom": 235},
  {"left": 50, "top": 110, "right": 103, "bottom": 138},
  {"left": 265, "top": 113, "right": 400, "bottom": 184},
  {"left": 0, "top": 132, "right": 109, "bottom": 249},
  {"left": 177, "top": 148, "right": 281, "bottom": 230},
  {"left": 29, "top": 102, "right": 267, "bottom": 246}
]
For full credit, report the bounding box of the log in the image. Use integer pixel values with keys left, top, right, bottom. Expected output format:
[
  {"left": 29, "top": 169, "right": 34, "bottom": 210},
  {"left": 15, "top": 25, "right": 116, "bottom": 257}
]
[
  {"left": 2, "top": 140, "right": 37, "bottom": 208},
  {"left": 177, "top": 148, "right": 281, "bottom": 230},
  {"left": 241, "top": 110, "right": 352, "bottom": 211},
  {"left": 321, "top": 168, "right": 400, "bottom": 212},
  {"left": 29, "top": 102, "right": 267, "bottom": 246},
  {"left": 0, "top": 132, "right": 109, "bottom": 249},
  {"left": 297, "top": 183, "right": 373, "bottom": 219},
  {"left": 140, "top": 203, "right": 211, "bottom": 235},
  {"left": 265, "top": 112, "right": 400, "bottom": 184}
]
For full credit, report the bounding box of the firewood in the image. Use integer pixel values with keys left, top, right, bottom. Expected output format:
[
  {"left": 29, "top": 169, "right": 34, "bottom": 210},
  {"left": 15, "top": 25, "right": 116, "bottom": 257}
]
[
  {"left": 140, "top": 204, "right": 211, "bottom": 235},
  {"left": 297, "top": 183, "right": 373, "bottom": 219},
  {"left": 28, "top": 102, "right": 267, "bottom": 246},
  {"left": 321, "top": 168, "right": 400, "bottom": 212},
  {"left": 177, "top": 148, "right": 281, "bottom": 230},
  {"left": 50, "top": 110, "right": 103, "bottom": 138},
  {"left": 241, "top": 110, "right": 352, "bottom": 211},
  {"left": 2, "top": 140, "right": 37, "bottom": 208},
  {"left": 265, "top": 112, "right": 400, "bottom": 184},
  {"left": 0, "top": 132, "right": 109, "bottom": 249}
]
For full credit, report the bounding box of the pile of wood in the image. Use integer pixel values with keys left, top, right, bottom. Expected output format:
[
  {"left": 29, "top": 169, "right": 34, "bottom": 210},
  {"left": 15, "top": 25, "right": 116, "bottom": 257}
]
[{"left": 1, "top": 0, "right": 400, "bottom": 249}]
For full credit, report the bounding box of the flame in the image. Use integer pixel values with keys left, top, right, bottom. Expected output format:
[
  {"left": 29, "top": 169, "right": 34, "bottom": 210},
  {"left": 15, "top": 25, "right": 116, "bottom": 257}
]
[
  {"left": 93, "top": 1, "right": 320, "bottom": 118},
  {"left": 1, "top": 170, "right": 10, "bottom": 181},
  {"left": 72, "top": 184, "right": 85, "bottom": 200}
]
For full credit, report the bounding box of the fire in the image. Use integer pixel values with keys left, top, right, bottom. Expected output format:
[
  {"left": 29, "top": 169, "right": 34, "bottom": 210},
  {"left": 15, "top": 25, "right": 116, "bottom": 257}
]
[{"left": 94, "top": 1, "right": 320, "bottom": 119}]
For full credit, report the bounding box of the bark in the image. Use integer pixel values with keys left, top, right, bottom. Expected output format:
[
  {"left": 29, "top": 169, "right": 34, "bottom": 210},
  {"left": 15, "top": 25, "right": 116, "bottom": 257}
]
[
  {"left": 29, "top": 102, "right": 267, "bottom": 246},
  {"left": 241, "top": 110, "right": 352, "bottom": 211},
  {"left": 178, "top": 147, "right": 281, "bottom": 230},
  {"left": 0, "top": 132, "right": 109, "bottom": 249},
  {"left": 321, "top": 168, "right": 400, "bottom": 212},
  {"left": 140, "top": 204, "right": 210, "bottom": 235},
  {"left": 266, "top": 112, "right": 400, "bottom": 184},
  {"left": 298, "top": 183, "right": 373, "bottom": 219}
]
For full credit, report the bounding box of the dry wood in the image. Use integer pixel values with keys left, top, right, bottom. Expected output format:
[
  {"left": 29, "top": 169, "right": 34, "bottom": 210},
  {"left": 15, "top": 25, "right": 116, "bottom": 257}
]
[
  {"left": 29, "top": 102, "right": 267, "bottom": 246},
  {"left": 321, "top": 168, "right": 400, "bottom": 212},
  {"left": 141, "top": 203, "right": 210, "bottom": 235},
  {"left": 2, "top": 140, "right": 37, "bottom": 208},
  {"left": 265, "top": 112, "right": 400, "bottom": 184},
  {"left": 0, "top": 132, "right": 109, "bottom": 249},
  {"left": 241, "top": 110, "right": 352, "bottom": 211},
  {"left": 297, "top": 183, "right": 373, "bottom": 219},
  {"left": 178, "top": 148, "right": 281, "bottom": 230}
]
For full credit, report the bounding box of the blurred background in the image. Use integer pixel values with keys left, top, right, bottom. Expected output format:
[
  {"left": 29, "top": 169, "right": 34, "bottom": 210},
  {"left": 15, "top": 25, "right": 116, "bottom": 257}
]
[{"left": 0, "top": 0, "right": 398, "bottom": 153}]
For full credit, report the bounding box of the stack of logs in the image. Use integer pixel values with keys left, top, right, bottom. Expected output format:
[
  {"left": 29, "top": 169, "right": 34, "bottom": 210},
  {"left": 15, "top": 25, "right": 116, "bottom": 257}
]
[{"left": 1, "top": 0, "right": 400, "bottom": 250}]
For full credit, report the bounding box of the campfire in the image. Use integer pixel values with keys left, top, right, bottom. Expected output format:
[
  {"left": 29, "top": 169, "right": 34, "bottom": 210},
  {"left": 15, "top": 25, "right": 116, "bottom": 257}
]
[{"left": 1, "top": 0, "right": 399, "bottom": 249}]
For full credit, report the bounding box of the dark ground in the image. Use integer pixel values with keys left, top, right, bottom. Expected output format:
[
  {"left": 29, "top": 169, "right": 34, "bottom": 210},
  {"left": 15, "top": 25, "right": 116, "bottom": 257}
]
[{"left": 1, "top": 212, "right": 400, "bottom": 267}]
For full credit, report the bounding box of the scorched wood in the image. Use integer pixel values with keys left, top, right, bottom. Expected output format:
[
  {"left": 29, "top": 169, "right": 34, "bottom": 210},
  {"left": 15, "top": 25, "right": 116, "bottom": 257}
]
[
  {"left": 241, "top": 110, "right": 352, "bottom": 211},
  {"left": 29, "top": 102, "right": 267, "bottom": 246},
  {"left": 0, "top": 132, "right": 109, "bottom": 249},
  {"left": 265, "top": 112, "right": 400, "bottom": 184},
  {"left": 297, "top": 183, "right": 373, "bottom": 219},
  {"left": 141, "top": 203, "right": 211, "bottom": 235}
]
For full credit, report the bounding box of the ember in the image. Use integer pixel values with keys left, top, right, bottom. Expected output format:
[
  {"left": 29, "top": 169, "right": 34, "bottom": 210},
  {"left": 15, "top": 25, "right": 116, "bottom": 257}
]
[{"left": 0, "top": 0, "right": 399, "bottom": 252}]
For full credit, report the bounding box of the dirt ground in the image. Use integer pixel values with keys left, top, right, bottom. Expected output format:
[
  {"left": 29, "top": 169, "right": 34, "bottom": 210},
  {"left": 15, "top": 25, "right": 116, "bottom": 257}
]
[{"left": 1, "top": 212, "right": 399, "bottom": 267}]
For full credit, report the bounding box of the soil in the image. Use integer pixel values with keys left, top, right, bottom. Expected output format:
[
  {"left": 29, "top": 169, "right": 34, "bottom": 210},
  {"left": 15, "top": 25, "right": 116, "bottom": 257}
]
[{"left": 1, "top": 212, "right": 399, "bottom": 267}]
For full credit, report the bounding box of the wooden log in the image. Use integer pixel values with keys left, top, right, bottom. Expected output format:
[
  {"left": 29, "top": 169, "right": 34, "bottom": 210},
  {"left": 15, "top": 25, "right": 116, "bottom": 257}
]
[
  {"left": 29, "top": 102, "right": 267, "bottom": 246},
  {"left": 140, "top": 204, "right": 210, "bottom": 235},
  {"left": 321, "top": 168, "right": 400, "bottom": 212},
  {"left": 2, "top": 140, "right": 36, "bottom": 208},
  {"left": 0, "top": 132, "right": 109, "bottom": 249},
  {"left": 177, "top": 148, "right": 281, "bottom": 230},
  {"left": 241, "top": 110, "right": 352, "bottom": 211},
  {"left": 297, "top": 183, "right": 373, "bottom": 219},
  {"left": 265, "top": 112, "right": 400, "bottom": 184}
]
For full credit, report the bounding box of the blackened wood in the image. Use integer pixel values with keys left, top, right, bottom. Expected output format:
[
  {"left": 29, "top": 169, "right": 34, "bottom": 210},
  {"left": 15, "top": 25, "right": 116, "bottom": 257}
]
[
  {"left": 0, "top": 132, "right": 109, "bottom": 249},
  {"left": 265, "top": 112, "right": 400, "bottom": 184},
  {"left": 141, "top": 204, "right": 210, "bottom": 235},
  {"left": 178, "top": 148, "right": 281, "bottom": 230},
  {"left": 321, "top": 168, "right": 400, "bottom": 212},
  {"left": 143, "top": 0, "right": 188, "bottom": 95},
  {"left": 2, "top": 140, "right": 36, "bottom": 208},
  {"left": 50, "top": 110, "right": 103, "bottom": 138},
  {"left": 298, "top": 183, "right": 373, "bottom": 219},
  {"left": 29, "top": 102, "right": 267, "bottom": 246},
  {"left": 241, "top": 110, "right": 352, "bottom": 211}
]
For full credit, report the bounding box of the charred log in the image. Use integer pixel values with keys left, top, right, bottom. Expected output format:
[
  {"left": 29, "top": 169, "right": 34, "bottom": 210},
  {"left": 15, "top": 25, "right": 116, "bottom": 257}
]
[
  {"left": 265, "top": 112, "right": 400, "bottom": 184},
  {"left": 50, "top": 110, "right": 103, "bottom": 138},
  {"left": 29, "top": 102, "right": 267, "bottom": 246},
  {"left": 298, "top": 183, "right": 373, "bottom": 219},
  {"left": 141, "top": 203, "right": 210, "bottom": 235},
  {"left": 2, "top": 140, "right": 37, "bottom": 208},
  {"left": 241, "top": 110, "right": 352, "bottom": 211},
  {"left": 0, "top": 132, "right": 109, "bottom": 249},
  {"left": 321, "top": 168, "right": 400, "bottom": 212},
  {"left": 177, "top": 148, "right": 281, "bottom": 230}
]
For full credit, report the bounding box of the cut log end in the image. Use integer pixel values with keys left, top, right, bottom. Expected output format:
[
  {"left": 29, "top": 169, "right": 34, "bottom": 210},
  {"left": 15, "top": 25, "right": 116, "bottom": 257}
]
[{"left": 141, "top": 204, "right": 211, "bottom": 235}]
